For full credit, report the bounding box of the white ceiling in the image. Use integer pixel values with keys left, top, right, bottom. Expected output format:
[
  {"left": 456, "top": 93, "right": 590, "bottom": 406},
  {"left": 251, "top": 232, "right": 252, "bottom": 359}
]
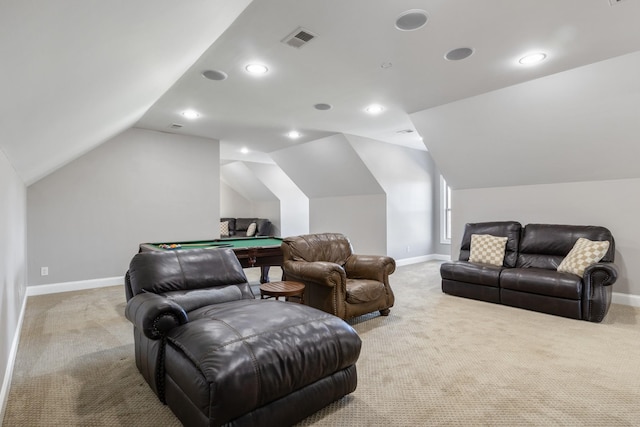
[
  {"left": 3, "top": 0, "right": 640, "bottom": 185},
  {"left": 136, "top": 0, "right": 640, "bottom": 158}
]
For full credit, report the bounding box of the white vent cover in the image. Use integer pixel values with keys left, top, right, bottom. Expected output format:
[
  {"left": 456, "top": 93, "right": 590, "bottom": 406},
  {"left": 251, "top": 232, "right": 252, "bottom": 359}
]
[
  {"left": 609, "top": 0, "right": 625, "bottom": 5},
  {"left": 281, "top": 27, "right": 316, "bottom": 48},
  {"left": 169, "top": 123, "right": 183, "bottom": 129}
]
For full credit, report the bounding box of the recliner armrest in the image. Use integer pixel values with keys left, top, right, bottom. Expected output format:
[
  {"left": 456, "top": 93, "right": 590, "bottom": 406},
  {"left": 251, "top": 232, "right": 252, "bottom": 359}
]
[
  {"left": 283, "top": 260, "right": 346, "bottom": 288},
  {"left": 583, "top": 262, "right": 618, "bottom": 288},
  {"left": 125, "top": 292, "right": 188, "bottom": 340},
  {"left": 345, "top": 255, "right": 396, "bottom": 282}
]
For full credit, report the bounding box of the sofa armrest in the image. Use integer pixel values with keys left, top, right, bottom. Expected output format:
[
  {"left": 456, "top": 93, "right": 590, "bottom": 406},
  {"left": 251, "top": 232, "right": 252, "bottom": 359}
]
[
  {"left": 344, "top": 255, "right": 396, "bottom": 281},
  {"left": 583, "top": 262, "right": 618, "bottom": 288},
  {"left": 125, "top": 292, "right": 188, "bottom": 340},
  {"left": 283, "top": 260, "right": 346, "bottom": 288},
  {"left": 582, "top": 262, "right": 618, "bottom": 322}
]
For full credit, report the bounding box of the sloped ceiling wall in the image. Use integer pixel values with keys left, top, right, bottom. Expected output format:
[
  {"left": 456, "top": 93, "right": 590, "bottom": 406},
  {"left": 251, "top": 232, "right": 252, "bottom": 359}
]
[
  {"left": 220, "top": 162, "right": 277, "bottom": 202},
  {"left": 269, "top": 134, "right": 384, "bottom": 197},
  {"left": 0, "top": 0, "right": 252, "bottom": 185},
  {"left": 410, "top": 50, "right": 640, "bottom": 190}
]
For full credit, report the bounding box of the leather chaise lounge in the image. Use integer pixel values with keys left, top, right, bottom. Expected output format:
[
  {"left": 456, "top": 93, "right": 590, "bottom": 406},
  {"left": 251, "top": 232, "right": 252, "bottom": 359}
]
[
  {"left": 124, "top": 248, "right": 362, "bottom": 426},
  {"left": 440, "top": 222, "right": 618, "bottom": 322}
]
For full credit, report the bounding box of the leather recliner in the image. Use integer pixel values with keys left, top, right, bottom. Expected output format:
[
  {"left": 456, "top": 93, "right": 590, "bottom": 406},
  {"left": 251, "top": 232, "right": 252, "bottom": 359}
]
[
  {"left": 124, "top": 247, "right": 362, "bottom": 426},
  {"left": 281, "top": 233, "right": 396, "bottom": 320}
]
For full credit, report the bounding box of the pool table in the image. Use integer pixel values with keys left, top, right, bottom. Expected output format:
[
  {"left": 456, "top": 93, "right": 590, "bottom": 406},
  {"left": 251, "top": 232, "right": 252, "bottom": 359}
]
[{"left": 139, "top": 236, "right": 284, "bottom": 283}]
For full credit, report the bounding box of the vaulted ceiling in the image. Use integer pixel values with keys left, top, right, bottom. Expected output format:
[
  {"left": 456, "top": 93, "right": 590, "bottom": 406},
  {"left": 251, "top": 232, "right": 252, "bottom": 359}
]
[{"left": 3, "top": 0, "right": 640, "bottom": 187}]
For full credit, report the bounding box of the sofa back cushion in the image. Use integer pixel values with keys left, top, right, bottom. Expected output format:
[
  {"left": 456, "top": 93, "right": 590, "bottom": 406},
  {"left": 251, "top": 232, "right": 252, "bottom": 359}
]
[
  {"left": 459, "top": 221, "right": 522, "bottom": 268},
  {"left": 517, "top": 224, "right": 615, "bottom": 269},
  {"left": 127, "top": 248, "right": 254, "bottom": 306},
  {"left": 283, "top": 233, "right": 353, "bottom": 265}
]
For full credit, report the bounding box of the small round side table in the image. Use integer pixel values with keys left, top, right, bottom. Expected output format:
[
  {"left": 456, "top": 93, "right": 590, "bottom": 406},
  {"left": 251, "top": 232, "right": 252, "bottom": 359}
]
[{"left": 260, "top": 281, "right": 305, "bottom": 304}]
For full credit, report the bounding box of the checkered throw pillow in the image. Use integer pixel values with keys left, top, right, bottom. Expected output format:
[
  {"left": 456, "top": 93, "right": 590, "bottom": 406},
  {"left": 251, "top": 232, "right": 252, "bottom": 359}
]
[
  {"left": 246, "top": 222, "right": 257, "bottom": 237},
  {"left": 468, "top": 234, "right": 508, "bottom": 266},
  {"left": 557, "top": 237, "right": 610, "bottom": 277},
  {"left": 220, "top": 221, "right": 229, "bottom": 237}
]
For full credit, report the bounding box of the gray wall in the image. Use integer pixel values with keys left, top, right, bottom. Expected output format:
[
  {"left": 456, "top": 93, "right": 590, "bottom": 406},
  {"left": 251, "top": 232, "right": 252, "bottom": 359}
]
[
  {"left": 451, "top": 178, "right": 640, "bottom": 299},
  {"left": 347, "top": 135, "right": 441, "bottom": 259},
  {"left": 0, "top": 151, "right": 27, "bottom": 413},
  {"left": 310, "top": 195, "right": 387, "bottom": 255},
  {"left": 27, "top": 128, "right": 220, "bottom": 286},
  {"left": 271, "top": 134, "right": 387, "bottom": 254}
]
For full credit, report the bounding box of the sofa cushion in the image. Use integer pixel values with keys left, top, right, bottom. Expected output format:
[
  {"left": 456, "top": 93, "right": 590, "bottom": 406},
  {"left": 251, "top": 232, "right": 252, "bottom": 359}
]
[
  {"left": 500, "top": 268, "right": 583, "bottom": 300},
  {"left": 517, "top": 224, "right": 615, "bottom": 269},
  {"left": 235, "top": 218, "right": 257, "bottom": 232},
  {"left": 469, "top": 234, "right": 508, "bottom": 266},
  {"left": 246, "top": 222, "right": 257, "bottom": 237},
  {"left": 440, "top": 261, "right": 502, "bottom": 287},
  {"left": 170, "top": 299, "right": 361, "bottom": 425},
  {"left": 128, "top": 249, "right": 254, "bottom": 301},
  {"left": 557, "top": 237, "right": 610, "bottom": 277},
  {"left": 459, "top": 221, "right": 522, "bottom": 268},
  {"left": 346, "top": 279, "right": 384, "bottom": 303}
]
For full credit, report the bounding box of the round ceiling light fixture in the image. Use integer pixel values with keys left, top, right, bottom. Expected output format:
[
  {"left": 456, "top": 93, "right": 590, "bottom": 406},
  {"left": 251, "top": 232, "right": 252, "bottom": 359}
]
[
  {"left": 365, "top": 104, "right": 384, "bottom": 115},
  {"left": 202, "top": 69, "right": 228, "bottom": 81},
  {"left": 181, "top": 109, "right": 200, "bottom": 119},
  {"left": 395, "top": 9, "right": 428, "bottom": 31},
  {"left": 287, "top": 130, "right": 301, "bottom": 139},
  {"left": 445, "top": 47, "right": 474, "bottom": 61},
  {"left": 314, "top": 103, "right": 332, "bottom": 111},
  {"left": 245, "top": 63, "right": 269, "bottom": 74},
  {"left": 518, "top": 52, "right": 547, "bottom": 65},
  {"left": 240, "top": 147, "right": 249, "bottom": 154}
]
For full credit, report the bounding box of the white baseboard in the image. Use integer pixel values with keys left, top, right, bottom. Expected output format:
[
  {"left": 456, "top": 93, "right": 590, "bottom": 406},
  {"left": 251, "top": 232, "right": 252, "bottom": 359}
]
[
  {"left": 396, "top": 254, "right": 450, "bottom": 267},
  {"left": 0, "top": 292, "right": 28, "bottom": 422},
  {"left": 612, "top": 292, "right": 640, "bottom": 308},
  {"left": 26, "top": 276, "right": 124, "bottom": 296}
]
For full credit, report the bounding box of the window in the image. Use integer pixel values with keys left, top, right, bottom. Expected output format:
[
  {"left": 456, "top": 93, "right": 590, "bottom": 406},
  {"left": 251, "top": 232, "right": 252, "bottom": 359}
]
[{"left": 440, "top": 176, "right": 452, "bottom": 244}]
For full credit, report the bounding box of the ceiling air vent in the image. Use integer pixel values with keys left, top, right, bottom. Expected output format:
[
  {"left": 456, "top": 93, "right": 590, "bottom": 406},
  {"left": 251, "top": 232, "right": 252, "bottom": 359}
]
[
  {"left": 281, "top": 27, "right": 316, "bottom": 48},
  {"left": 169, "top": 123, "right": 183, "bottom": 129},
  {"left": 609, "top": 0, "right": 625, "bottom": 5}
]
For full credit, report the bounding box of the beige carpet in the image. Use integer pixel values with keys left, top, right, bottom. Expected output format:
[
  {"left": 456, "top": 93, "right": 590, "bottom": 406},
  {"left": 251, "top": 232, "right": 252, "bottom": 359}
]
[{"left": 4, "top": 262, "right": 640, "bottom": 426}]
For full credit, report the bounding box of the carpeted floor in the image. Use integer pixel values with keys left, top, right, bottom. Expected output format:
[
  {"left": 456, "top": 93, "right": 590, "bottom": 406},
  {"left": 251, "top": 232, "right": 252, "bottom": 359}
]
[{"left": 3, "top": 261, "right": 640, "bottom": 426}]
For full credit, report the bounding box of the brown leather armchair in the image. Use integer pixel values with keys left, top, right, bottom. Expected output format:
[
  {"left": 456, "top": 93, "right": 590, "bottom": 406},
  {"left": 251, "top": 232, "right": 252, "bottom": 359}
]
[{"left": 282, "top": 233, "right": 396, "bottom": 320}]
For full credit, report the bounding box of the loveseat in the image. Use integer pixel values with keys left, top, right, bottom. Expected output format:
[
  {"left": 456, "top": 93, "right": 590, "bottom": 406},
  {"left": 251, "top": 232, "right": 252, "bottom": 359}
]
[
  {"left": 440, "top": 222, "right": 618, "bottom": 322},
  {"left": 124, "top": 248, "right": 361, "bottom": 426},
  {"left": 220, "top": 217, "right": 272, "bottom": 238}
]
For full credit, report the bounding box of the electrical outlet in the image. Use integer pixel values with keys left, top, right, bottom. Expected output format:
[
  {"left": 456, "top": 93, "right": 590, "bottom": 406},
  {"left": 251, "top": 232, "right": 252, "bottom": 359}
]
[{"left": 40, "top": 267, "right": 49, "bottom": 276}]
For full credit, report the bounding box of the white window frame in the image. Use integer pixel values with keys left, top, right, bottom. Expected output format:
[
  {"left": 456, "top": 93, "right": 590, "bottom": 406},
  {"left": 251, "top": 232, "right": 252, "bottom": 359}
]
[{"left": 440, "top": 176, "right": 452, "bottom": 244}]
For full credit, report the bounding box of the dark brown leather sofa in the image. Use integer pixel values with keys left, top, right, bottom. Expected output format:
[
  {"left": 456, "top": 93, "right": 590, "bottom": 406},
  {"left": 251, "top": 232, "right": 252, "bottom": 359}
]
[
  {"left": 124, "top": 248, "right": 361, "bottom": 426},
  {"left": 440, "top": 222, "right": 618, "bottom": 322},
  {"left": 220, "top": 217, "right": 272, "bottom": 237}
]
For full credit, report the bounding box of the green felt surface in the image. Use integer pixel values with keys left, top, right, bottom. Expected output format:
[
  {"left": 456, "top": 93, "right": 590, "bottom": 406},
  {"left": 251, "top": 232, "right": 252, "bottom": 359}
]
[{"left": 149, "top": 236, "right": 283, "bottom": 250}]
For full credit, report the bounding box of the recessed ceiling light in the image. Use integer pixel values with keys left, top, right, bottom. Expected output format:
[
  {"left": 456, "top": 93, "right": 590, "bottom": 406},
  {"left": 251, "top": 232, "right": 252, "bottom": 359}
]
[
  {"left": 395, "top": 9, "right": 428, "bottom": 31},
  {"left": 202, "top": 69, "right": 228, "bottom": 81},
  {"left": 314, "top": 103, "right": 332, "bottom": 111},
  {"left": 240, "top": 147, "right": 249, "bottom": 154},
  {"left": 445, "top": 47, "right": 474, "bottom": 61},
  {"left": 245, "top": 63, "right": 268, "bottom": 74},
  {"left": 181, "top": 109, "right": 200, "bottom": 119},
  {"left": 365, "top": 104, "right": 384, "bottom": 115},
  {"left": 518, "top": 52, "right": 547, "bottom": 65},
  {"left": 287, "top": 130, "right": 301, "bottom": 139}
]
